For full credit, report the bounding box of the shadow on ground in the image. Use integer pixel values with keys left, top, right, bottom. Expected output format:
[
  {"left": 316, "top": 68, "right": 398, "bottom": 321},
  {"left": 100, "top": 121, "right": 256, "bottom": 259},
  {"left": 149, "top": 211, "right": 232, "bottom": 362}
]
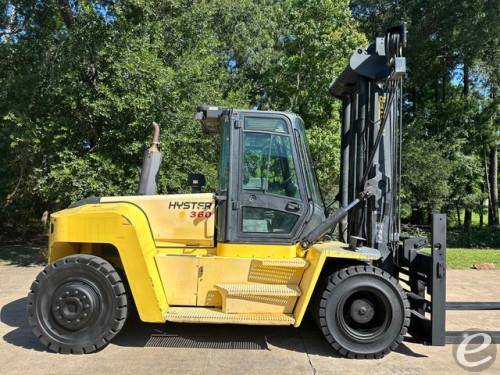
[
  {"left": 2, "top": 297, "right": 426, "bottom": 358},
  {"left": 1, "top": 297, "right": 47, "bottom": 352},
  {"left": 0, "top": 244, "right": 45, "bottom": 266}
]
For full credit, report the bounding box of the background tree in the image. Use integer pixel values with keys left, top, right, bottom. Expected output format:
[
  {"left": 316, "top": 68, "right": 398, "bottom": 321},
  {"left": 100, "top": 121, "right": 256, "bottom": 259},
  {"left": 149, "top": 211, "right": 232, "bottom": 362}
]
[
  {"left": 0, "top": 0, "right": 364, "bottom": 237},
  {"left": 0, "top": 0, "right": 497, "bottom": 246},
  {"left": 351, "top": 0, "right": 499, "bottom": 231}
]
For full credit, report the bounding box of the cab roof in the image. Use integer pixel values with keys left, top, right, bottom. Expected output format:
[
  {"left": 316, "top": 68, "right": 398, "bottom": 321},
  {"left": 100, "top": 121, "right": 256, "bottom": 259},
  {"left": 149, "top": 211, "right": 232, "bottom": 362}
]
[{"left": 195, "top": 105, "right": 302, "bottom": 134}]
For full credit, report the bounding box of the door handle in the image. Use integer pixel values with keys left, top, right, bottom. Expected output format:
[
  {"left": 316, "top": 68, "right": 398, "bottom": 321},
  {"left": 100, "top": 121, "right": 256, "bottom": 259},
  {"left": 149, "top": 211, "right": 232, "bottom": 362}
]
[{"left": 285, "top": 202, "right": 301, "bottom": 212}]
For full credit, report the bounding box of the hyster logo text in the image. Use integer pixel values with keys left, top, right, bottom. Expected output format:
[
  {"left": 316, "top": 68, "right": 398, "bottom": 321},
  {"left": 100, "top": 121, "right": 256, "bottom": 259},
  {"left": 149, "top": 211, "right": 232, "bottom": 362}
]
[{"left": 168, "top": 201, "right": 213, "bottom": 210}]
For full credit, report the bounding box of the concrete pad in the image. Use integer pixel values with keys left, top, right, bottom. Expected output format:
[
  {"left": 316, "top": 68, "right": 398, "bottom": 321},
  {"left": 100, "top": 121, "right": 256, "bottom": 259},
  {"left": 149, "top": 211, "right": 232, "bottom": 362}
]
[{"left": 1, "top": 265, "right": 499, "bottom": 374}]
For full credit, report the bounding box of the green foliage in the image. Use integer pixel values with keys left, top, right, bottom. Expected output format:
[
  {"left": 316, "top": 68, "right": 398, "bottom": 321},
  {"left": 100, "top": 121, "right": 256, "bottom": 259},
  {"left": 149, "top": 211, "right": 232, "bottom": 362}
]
[
  {"left": 1, "top": 0, "right": 496, "bottom": 242},
  {"left": 352, "top": 0, "right": 499, "bottom": 228},
  {"left": 0, "top": 0, "right": 364, "bottom": 235},
  {"left": 448, "top": 226, "right": 500, "bottom": 249},
  {"left": 401, "top": 138, "right": 452, "bottom": 223}
]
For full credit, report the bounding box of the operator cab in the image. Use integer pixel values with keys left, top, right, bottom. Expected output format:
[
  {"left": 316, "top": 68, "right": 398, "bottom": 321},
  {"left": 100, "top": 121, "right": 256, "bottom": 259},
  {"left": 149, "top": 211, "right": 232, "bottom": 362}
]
[{"left": 196, "top": 105, "right": 325, "bottom": 244}]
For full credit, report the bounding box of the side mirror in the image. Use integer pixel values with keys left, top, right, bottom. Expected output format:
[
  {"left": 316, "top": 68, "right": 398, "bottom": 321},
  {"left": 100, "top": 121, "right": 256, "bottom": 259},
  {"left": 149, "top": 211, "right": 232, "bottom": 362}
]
[{"left": 188, "top": 173, "right": 206, "bottom": 193}]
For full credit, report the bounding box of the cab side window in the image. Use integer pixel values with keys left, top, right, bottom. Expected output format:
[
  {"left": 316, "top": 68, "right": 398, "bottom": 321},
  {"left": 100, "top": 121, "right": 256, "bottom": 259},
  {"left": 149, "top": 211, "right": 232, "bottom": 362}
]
[
  {"left": 242, "top": 207, "right": 298, "bottom": 233},
  {"left": 242, "top": 131, "right": 299, "bottom": 199},
  {"left": 240, "top": 116, "right": 301, "bottom": 234}
]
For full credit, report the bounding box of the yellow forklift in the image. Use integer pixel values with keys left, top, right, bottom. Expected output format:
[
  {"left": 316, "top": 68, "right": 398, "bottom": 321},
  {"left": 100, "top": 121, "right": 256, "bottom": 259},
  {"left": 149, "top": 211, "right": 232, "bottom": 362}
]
[{"left": 30, "top": 26, "right": 493, "bottom": 358}]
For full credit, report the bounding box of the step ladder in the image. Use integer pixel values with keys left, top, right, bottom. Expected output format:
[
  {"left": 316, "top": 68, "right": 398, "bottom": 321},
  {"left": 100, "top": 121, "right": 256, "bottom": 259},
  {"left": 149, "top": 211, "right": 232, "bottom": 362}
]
[
  {"left": 216, "top": 283, "right": 301, "bottom": 314},
  {"left": 165, "top": 257, "right": 308, "bottom": 325}
]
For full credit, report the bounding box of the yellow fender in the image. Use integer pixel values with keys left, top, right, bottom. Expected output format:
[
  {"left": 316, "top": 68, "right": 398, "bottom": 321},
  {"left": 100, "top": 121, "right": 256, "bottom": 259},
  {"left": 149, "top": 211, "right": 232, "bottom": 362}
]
[
  {"left": 293, "top": 241, "right": 381, "bottom": 326},
  {"left": 49, "top": 202, "right": 168, "bottom": 322}
]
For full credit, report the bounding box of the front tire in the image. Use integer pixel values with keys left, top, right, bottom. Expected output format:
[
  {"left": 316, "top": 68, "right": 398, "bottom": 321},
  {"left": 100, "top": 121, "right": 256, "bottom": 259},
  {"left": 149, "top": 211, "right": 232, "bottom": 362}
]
[
  {"left": 315, "top": 265, "right": 410, "bottom": 359},
  {"left": 27, "top": 255, "right": 128, "bottom": 354}
]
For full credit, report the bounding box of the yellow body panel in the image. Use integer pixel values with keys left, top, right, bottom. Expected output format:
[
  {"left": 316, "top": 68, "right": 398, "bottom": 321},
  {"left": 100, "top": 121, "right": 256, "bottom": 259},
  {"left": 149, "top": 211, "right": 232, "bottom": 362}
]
[
  {"left": 216, "top": 242, "right": 300, "bottom": 258},
  {"left": 292, "top": 241, "right": 381, "bottom": 326},
  {"left": 155, "top": 255, "right": 199, "bottom": 305},
  {"left": 102, "top": 193, "right": 215, "bottom": 247},
  {"left": 154, "top": 254, "right": 307, "bottom": 308},
  {"left": 196, "top": 256, "right": 306, "bottom": 306},
  {"left": 49, "top": 202, "right": 168, "bottom": 322},
  {"left": 48, "top": 193, "right": 380, "bottom": 326}
]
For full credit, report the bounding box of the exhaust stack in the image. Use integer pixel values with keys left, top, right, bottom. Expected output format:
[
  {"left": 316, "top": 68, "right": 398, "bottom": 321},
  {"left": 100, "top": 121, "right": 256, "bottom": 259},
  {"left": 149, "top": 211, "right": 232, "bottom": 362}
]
[{"left": 137, "top": 122, "right": 163, "bottom": 195}]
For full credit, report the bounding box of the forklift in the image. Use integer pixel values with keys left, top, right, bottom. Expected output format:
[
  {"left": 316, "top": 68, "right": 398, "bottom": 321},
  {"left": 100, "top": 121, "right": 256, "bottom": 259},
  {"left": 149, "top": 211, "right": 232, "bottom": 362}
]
[{"left": 26, "top": 25, "right": 499, "bottom": 357}]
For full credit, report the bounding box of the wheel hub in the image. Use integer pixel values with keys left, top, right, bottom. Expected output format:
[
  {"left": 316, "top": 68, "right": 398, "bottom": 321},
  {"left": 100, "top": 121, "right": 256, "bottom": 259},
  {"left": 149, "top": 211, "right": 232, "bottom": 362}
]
[
  {"left": 51, "top": 281, "right": 99, "bottom": 331},
  {"left": 350, "top": 298, "right": 375, "bottom": 324}
]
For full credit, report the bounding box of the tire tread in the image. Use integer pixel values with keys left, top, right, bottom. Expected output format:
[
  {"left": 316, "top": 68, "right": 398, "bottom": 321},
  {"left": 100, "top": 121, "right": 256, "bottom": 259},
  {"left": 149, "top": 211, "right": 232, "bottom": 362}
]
[
  {"left": 315, "top": 265, "right": 410, "bottom": 359},
  {"left": 27, "top": 254, "right": 128, "bottom": 354}
]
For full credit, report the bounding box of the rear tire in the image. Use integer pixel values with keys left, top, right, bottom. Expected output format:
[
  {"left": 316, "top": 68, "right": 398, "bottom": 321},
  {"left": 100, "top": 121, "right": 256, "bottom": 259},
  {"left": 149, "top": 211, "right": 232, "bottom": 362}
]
[
  {"left": 315, "top": 265, "right": 409, "bottom": 359},
  {"left": 27, "top": 254, "right": 128, "bottom": 354}
]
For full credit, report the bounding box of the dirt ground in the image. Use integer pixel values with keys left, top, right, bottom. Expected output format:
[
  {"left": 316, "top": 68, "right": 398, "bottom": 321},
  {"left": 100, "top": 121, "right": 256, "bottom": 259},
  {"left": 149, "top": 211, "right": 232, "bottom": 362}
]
[{"left": 1, "top": 265, "right": 499, "bottom": 375}]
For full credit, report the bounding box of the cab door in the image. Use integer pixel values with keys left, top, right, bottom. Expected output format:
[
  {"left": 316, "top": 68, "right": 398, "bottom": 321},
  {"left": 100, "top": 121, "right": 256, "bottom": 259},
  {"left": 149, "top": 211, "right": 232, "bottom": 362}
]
[
  {"left": 228, "top": 113, "right": 308, "bottom": 244},
  {"left": 195, "top": 113, "right": 310, "bottom": 308}
]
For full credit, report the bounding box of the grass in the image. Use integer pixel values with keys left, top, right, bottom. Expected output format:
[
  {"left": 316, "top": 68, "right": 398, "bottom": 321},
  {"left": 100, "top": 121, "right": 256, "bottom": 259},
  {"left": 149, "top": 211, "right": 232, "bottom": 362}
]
[{"left": 422, "top": 247, "right": 500, "bottom": 269}]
